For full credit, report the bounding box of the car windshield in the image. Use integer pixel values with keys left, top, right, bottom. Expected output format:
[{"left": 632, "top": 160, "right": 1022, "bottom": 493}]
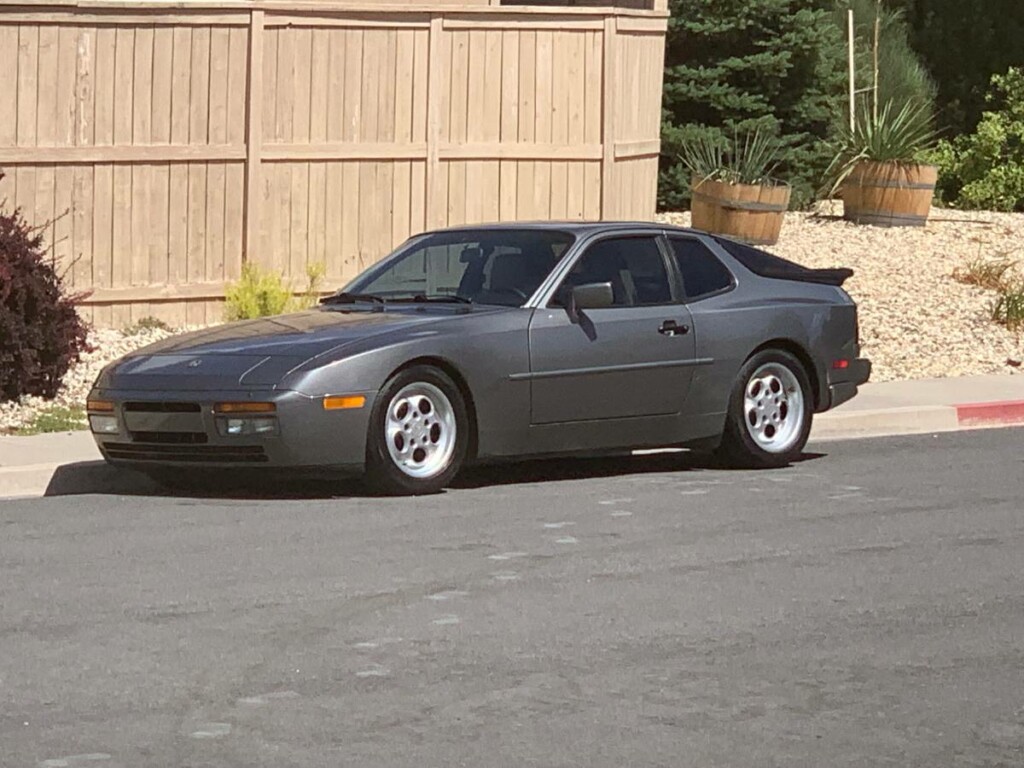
[{"left": 343, "top": 229, "right": 576, "bottom": 307}]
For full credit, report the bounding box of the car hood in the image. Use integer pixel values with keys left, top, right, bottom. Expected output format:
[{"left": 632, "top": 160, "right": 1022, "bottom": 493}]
[
  {"left": 132, "top": 309, "right": 442, "bottom": 358},
  {"left": 96, "top": 307, "right": 488, "bottom": 392}
]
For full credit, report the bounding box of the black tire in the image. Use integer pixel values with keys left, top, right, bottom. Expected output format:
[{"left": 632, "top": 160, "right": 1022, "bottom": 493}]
[
  {"left": 364, "top": 365, "right": 470, "bottom": 496},
  {"left": 716, "top": 348, "right": 813, "bottom": 469}
]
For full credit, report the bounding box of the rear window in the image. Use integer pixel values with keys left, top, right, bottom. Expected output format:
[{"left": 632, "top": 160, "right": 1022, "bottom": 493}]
[
  {"left": 713, "top": 236, "right": 854, "bottom": 286},
  {"left": 712, "top": 237, "right": 813, "bottom": 279}
]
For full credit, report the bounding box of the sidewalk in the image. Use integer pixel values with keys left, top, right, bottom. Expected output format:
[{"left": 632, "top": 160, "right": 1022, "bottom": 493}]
[
  {"left": 810, "top": 373, "right": 1024, "bottom": 440},
  {"left": 2, "top": 373, "right": 1023, "bottom": 499}
]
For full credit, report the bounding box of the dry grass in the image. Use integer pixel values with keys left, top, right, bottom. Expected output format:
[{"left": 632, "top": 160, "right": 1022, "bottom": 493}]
[{"left": 952, "top": 256, "right": 1019, "bottom": 292}]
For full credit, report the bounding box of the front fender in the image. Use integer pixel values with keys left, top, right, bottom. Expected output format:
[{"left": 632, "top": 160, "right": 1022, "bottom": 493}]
[{"left": 280, "top": 310, "right": 535, "bottom": 459}]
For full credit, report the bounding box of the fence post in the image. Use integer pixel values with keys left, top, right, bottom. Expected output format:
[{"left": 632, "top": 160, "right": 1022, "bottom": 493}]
[
  {"left": 243, "top": 9, "right": 264, "bottom": 268},
  {"left": 601, "top": 15, "right": 618, "bottom": 220},
  {"left": 425, "top": 14, "right": 445, "bottom": 229}
]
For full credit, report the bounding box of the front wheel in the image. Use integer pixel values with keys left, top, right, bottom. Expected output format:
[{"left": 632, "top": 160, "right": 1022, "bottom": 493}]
[
  {"left": 364, "top": 365, "right": 469, "bottom": 495},
  {"left": 716, "top": 349, "right": 813, "bottom": 469}
]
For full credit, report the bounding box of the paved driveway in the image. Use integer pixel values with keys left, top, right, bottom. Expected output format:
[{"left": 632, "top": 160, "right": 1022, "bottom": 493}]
[{"left": 2, "top": 429, "right": 1023, "bottom": 767}]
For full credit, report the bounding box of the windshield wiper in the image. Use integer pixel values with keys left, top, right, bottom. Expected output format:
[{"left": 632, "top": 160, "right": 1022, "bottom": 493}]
[
  {"left": 320, "top": 292, "right": 387, "bottom": 306},
  {"left": 392, "top": 294, "right": 473, "bottom": 305}
]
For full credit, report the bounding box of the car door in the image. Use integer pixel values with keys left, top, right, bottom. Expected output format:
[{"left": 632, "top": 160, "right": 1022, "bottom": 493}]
[
  {"left": 527, "top": 234, "right": 697, "bottom": 425},
  {"left": 666, "top": 233, "right": 743, "bottom": 427}
]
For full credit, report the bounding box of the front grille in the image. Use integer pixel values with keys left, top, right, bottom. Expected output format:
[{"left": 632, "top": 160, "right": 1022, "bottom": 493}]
[
  {"left": 103, "top": 443, "right": 268, "bottom": 464},
  {"left": 124, "top": 402, "right": 202, "bottom": 413},
  {"left": 129, "top": 431, "right": 209, "bottom": 445}
]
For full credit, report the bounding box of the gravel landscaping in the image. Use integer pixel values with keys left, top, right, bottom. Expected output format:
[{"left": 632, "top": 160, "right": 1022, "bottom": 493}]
[
  {"left": 2, "top": 206, "right": 1021, "bottom": 433},
  {"left": 660, "top": 204, "right": 1024, "bottom": 383},
  {"left": 0, "top": 327, "right": 179, "bottom": 435}
]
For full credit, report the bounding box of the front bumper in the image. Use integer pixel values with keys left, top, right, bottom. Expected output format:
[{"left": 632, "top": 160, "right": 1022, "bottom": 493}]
[
  {"left": 826, "top": 357, "right": 872, "bottom": 410},
  {"left": 87, "top": 388, "right": 376, "bottom": 471}
]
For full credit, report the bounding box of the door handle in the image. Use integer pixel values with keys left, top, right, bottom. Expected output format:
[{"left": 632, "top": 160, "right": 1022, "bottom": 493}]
[{"left": 658, "top": 320, "right": 690, "bottom": 336}]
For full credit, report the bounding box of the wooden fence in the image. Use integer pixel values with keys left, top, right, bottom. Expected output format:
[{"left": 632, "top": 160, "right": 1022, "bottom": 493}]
[{"left": 0, "top": 0, "right": 668, "bottom": 326}]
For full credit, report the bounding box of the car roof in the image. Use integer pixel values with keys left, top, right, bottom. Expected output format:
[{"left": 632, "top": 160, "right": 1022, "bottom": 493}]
[{"left": 418, "top": 221, "right": 713, "bottom": 238}]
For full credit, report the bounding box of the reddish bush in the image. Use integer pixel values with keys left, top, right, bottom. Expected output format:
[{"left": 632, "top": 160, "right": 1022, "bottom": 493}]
[{"left": 0, "top": 172, "right": 89, "bottom": 403}]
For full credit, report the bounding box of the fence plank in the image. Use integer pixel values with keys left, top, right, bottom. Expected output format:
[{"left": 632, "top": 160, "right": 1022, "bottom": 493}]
[
  {"left": 601, "top": 17, "right": 617, "bottom": 219},
  {"left": 243, "top": 11, "right": 264, "bottom": 269},
  {"left": 498, "top": 28, "right": 519, "bottom": 220},
  {"left": 425, "top": 15, "right": 447, "bottom": 229},
  {"left": 0, "top": 26, "right": 18, "bottom": 146},
  {"left": 130, "top": 27, "right": 152, "bottom": 286}
]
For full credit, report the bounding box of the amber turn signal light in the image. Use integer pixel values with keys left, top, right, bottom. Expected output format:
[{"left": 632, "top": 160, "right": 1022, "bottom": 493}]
[
  {"left": 86, "top": 399, "right": 115, "bottom": 412},
  {"left": 323, "top": 395, "right": 367, "bottom": 411},
  {"left": 213, "top": 402, "right": 277, "bottom": 414}
]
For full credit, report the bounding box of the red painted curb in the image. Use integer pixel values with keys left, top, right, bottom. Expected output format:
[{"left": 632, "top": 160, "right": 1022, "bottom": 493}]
[{"left": 955, "top": 400, "right": 1024, "bottom": 427}]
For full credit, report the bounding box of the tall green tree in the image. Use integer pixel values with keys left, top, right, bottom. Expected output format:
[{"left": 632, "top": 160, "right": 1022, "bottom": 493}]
[
  {"left": 898, "top": 0, "right": 1024, "bottom": 138},
  {"left": 838, "top": 0, "right": 935, "bottom": 123},
  {"left": 659, "top": 0, "right": 847, "bottom": 209}
]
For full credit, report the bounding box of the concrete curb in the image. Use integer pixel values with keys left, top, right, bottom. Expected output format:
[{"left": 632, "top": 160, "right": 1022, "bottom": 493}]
[
  {"left": 811, "top": 405, "right": 960, "bottom": 440},
  {"left": 955, "top": 400, "right": 1024, "bottom": 427},
  {"left": 812, "top": 399, "right": 1024, "bottom": 442},
  {"left": 2, "top": 399, "right": 1024, "bottom": 500}
]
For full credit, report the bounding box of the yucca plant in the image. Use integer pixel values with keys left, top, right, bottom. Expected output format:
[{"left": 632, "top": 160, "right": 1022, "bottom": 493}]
[
  {"left": 681, "top": 128, "right": 783, "bottom": 187},
  {"left": 826, "top": 99, "right": 939, "bottom": 193},
  {"left": 683, "top": 127, "right": 791, "bottom": 245}
]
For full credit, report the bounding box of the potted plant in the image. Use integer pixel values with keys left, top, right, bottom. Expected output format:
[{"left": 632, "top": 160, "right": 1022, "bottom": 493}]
[
  {"left": 828, "top": 100, "right": 939, "bottom": 227},
  {"left": 681, "top": 128, "right": 790, "bottom": 246}
]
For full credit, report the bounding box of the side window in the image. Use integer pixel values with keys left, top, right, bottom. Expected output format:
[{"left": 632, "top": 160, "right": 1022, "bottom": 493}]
[
  {"left": 670, "top": 238, "right": 734, "bottom": 300},
  {"left": 554, "top": 236, "right": 672, "bottom": 307}
]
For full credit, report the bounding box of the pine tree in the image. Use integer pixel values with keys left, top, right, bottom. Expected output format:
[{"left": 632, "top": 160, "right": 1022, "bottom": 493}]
[{"left": 659, "top": 0, "right": 846, "bottom": 209}]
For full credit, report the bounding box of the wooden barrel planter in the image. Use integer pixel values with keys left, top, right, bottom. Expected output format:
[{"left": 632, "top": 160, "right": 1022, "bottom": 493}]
[
  {"left": 841, "top": 161, "right": 938, "bottom": 227},
  {"left": 690, "top": 177, "right": 791, "bottom": 246}
]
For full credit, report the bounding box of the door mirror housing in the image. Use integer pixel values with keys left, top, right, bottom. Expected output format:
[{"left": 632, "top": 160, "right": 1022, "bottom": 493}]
[{"left": 568, "top": 282, "right": 614, "bottom": 322}]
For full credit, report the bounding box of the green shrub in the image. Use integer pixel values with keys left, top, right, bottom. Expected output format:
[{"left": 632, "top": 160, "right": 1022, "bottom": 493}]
[
  {"left": 224, "top": 263, "right": 327, "bottom": 321},
  {"left": 933, "top": 68, "right": 1024, "bottom": 212},
  {"left": 992, "top": 285, "right": 1024, "bottom": 332},
  {"left": 17, "top": 405, "right": 87, "bottom": 435},
  {"left": 895, "top": 0, "right": 1023, "bottom": 141}
]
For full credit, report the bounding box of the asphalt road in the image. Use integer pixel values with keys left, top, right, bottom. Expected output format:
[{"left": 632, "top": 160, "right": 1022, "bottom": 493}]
[{"left": 2, "top": 428, "right": 1023, "bottom": 768}]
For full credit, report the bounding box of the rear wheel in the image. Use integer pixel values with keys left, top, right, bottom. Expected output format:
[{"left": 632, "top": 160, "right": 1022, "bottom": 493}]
[
  {"left": 364, "top": 365, "right": 469, "bottom": 495},
  {"left": 716, "top": 349, "right": 813, "bottom": 469}
]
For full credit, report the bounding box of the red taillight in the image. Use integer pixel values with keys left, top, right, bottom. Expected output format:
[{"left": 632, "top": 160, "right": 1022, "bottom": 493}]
[{"left": 832, "top": 359, "right": 850, "bottom": 370}]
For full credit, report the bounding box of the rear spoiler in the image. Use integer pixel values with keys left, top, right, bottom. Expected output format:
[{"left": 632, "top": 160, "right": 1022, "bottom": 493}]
[
  {"left": 711, "top": 236, "right": 854, "bottom": 287},
  {"left": 757, "top": 266, "right": 854, "bottom": 287}
]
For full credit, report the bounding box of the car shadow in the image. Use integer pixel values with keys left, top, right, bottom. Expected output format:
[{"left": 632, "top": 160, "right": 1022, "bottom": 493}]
[
  {"left": 42, "top": 450, "right": 827, "bottom": 501},
  {"left": 454, "top": 449, "right": 826, "bottom": 489}
]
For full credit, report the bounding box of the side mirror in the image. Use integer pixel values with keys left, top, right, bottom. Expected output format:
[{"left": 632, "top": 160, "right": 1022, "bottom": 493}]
[{"left": 568, "top": 282, "right": 614, "bottom": 322}]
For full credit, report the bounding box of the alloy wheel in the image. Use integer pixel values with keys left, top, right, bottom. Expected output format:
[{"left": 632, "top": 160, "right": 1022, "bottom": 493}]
[{"left": 384, "top": 382, "right": 458, "bottom": 479}]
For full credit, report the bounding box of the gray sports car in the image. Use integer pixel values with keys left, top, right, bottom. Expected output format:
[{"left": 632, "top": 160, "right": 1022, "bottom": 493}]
[{"left": 87, "top": 223, "right": 870, "bottom": 495}]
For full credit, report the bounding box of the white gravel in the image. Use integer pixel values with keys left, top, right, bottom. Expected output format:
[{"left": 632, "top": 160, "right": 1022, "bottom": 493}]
[
  {"left": 2, "top": 205, "right": 1022, "bottom": 431},
  {"left": 659, "top": 204, "right": 1024, "bottom": 383},
  {"left": 0, "top": 327, "right": 179, "bottom": 434}
]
